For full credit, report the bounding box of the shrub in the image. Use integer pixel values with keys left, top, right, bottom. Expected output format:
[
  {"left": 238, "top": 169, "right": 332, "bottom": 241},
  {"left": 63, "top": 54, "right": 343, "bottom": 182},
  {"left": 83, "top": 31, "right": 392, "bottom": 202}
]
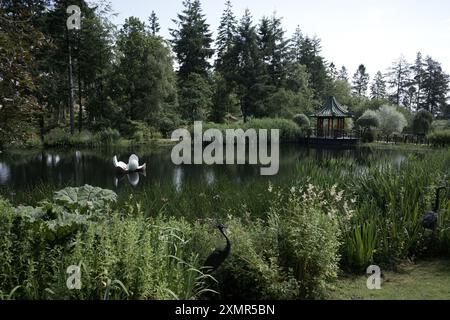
[
  {"left": 44, "top": 129, "right": 98, "bottom": 148},
  {"left": 128, "top": 121, "right": 162, "bottom": 143},
  {"left": 95, "top": 128, "right": 121, "bottom": 145},
  {"left": 432, "top": 120, "right": 450, "bottom": 132},
  {"left": 412, "top": 110, "right": 433, "bottom": 136},
  {"left": 356, "top": 110, "right": 380, "bottom": 130},
  {"left": 44, "top": 128, "right": 71, "bottom": 147},
  {"left": 361, "top": 128, "right": 377, "bottom": 143},
  {"left": 268, "top": 184, "right": 344, "bottom": 298},
  {"left": 189, "top": 118, "right": 302, "bottom": 142},
  {"left": 293, "top": 114, "right": 311, "bottom": 129},
  {"left": 428, "top": 130, "right": 450, "bottom": 147},
  {"left": 245, "top": 118, "right": 302, "bottom": 142},
  {"left": 376, "top": 105, "right": 408, "bottom": 136},
  {"left": 192, "top": 217, "right": 299, "bottom": 300},
  {"left": 23, "top": 134, "right": 43, "bottom": 148},
  {"left": 0, "top": 192, "right": 212, "bottom": 300}
]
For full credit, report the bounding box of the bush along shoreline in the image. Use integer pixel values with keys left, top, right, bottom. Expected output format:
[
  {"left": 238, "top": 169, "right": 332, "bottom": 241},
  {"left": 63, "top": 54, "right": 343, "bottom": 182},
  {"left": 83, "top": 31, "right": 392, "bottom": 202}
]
[{"left": 0, "top": 150, "right": 449, "bottom": 300}]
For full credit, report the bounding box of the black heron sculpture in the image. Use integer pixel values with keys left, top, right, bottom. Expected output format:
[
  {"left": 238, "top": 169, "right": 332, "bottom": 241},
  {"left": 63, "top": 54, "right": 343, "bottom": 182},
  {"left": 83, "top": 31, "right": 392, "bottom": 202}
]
[
  {"left": 422, "top": 186, "right": 447, "bottom": 230},
  {"left": 203, "top": 223, "right": 231, "bottom": 273}
]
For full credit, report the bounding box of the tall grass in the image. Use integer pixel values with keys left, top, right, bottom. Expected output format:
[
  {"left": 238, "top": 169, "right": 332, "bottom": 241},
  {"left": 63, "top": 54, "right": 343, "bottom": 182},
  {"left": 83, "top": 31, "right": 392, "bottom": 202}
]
[
  {"left": 44, "top": 128, "right": 121, "bottom": 148},
  {"left": 342, "top": 151, "right": 450, "bottom": 269},
  {"left": 0, "top": 197, "right": 214, "bottom": 300},
  {"left": 1, "top": 150, "right": 449, "bottom": 299}
]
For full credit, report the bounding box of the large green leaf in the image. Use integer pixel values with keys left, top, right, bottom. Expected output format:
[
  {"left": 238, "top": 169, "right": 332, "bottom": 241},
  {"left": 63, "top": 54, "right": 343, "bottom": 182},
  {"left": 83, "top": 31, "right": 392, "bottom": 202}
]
[
  {"left": 15, "top": 185, "right": 117, "bottom": 241},
  {"left": 53, "top": 185, "right": 117, "bottom": 213}
]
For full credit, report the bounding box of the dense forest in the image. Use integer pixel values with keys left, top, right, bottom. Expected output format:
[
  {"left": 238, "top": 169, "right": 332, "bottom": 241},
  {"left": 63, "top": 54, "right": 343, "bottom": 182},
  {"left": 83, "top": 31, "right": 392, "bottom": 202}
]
[{"left": 1, "top": 0, "right": 449, "bottom": 147}]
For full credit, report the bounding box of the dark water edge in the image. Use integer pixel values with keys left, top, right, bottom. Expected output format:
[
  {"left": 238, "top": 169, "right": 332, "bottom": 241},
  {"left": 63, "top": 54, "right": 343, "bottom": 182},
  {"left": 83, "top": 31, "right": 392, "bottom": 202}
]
[{"left": 0, "top": 144, "right": 422, "bottom": 217}]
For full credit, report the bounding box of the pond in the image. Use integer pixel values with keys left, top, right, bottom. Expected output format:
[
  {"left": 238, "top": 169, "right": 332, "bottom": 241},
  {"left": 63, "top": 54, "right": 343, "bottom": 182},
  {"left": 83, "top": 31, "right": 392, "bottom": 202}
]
[{"left": 0, "top": 144, "right": 413, "bottom": 207}]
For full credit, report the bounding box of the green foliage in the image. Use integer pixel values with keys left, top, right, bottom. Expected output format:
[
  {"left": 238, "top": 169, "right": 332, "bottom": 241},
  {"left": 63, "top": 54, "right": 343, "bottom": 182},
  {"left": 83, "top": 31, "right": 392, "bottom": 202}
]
[
  {"left": 352, "top": 153, "right": 449, "bottom": 266},
  {"left": 376, "top": 105, "right": 408, "bottom": 136},
  {"left": 114, "top": 17, "right": 178, "bottom": 125},
  {"left": 192, "top": 184, "right": 346, "bottom": 300},
  {"left": 357, "top": 110, "right": 381, "bottom": 130},
  {"left": 0, "top": 3, "right": 44, "bottom": 147},
  {"left": 341, "top": 202, "right": 379, "bottom": 271},
  {"left": 16, "top": 185, "right": 117, "bottom": 241},
  {"left": 196, "top": 118, "right": 303, "bottom": 142},
  {"left": 131, "top": 121, "right": 162, "bottom": 143},
  {"left": 352, "top": 64, "right": 370, "bottom": 97},
  {"left": 44, "top": 128, "right": 120, "bottom": 147},
  {"left": 53, "top": 185, "right": 117, "bottom": 213},
  {"left": 193, "top": 217, "right": 299, "bottom": 300},
  {"left": 432, "top": 120, "right": 450, "bottom": 132},
  {"left": 44, "top": 128, "right": 85, "bottom": 147},
  {"left": 428, "top": 130, "right": 450, "bottom": 147},
  {"left": 1, "top": 150, "right": 449, "bottom": 300},
  {"left": 269, "top": 185, "right": 344, "bottom": 298},
  {"left": 293, "top": 114, "right": 311, "bottom": 129},
  {"left": 290, "top": 32, "right": 330, "bottom": 99},
  {"left": 361, "top": 129, "right": 377, "bottom": 143},
  {"left": 327, "top": 79, "right": 353, "bottom": 107},
  {"left": 412, "top": 110, "right": 433, "bottom": 136},
  {"left": 95, "top": 128, "right": 121, "bottom": 145},
  {"left": 170, "top": 0, "right": 214, "bottom": 81},
  {"left": 0, "top": 196, "right": 212, "bottom": 300},
  {"left": 246, "top": 118, "right": 302, "bottom": 141},
  {"left": 179, "top": 73, "right": 213, "bottom": 121}
]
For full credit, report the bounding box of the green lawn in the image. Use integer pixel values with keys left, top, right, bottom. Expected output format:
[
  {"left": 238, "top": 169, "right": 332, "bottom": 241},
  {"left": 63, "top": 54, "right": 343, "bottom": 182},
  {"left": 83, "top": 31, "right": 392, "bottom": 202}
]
[{"left": 329, "top": 260, "right": 450, "bottom": 300}]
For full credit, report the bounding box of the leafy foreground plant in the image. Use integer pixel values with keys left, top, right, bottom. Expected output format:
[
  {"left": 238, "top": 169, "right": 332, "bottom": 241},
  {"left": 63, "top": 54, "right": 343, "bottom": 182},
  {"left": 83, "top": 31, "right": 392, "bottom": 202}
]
[
  {"left": 0, "top": 188, "right": 214, "bottom": 300},
  {"left": 1, "top": 150, "right": 449, "bottom": 300},
  {"left": 0, "top": 183, "right": 349, "bottom": 300}
]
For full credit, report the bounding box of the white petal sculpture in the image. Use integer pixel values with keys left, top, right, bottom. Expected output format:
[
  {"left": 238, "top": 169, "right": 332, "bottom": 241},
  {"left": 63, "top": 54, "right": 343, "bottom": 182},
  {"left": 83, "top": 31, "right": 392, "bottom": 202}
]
[{"left": 113, "top": 154, "right": 146, "bottom": 173}]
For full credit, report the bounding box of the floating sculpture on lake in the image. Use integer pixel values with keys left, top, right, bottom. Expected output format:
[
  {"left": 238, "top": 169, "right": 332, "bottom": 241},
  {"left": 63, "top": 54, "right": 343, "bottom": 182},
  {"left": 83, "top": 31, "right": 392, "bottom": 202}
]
[
  {"left": 422, "top": 186, "right": 447, "bottom": 230},
  {"left": 113, "top": 154, "right": 146, "bottom": 173},
  {"left": 203, "top": 223, "right": 231, "bottom": 273}
]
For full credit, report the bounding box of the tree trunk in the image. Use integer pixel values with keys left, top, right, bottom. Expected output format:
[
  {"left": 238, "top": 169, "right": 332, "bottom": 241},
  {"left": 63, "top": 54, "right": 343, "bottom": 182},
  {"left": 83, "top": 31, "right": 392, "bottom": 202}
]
[
  {"left": 67, "top": 30, "right": 75, "bottom": 135},
  {"left": 78, "top": 51, "right": 83, "bottom": 133},
  {"left": 78, "top": 78, "right": 83, "bottom": 133}
]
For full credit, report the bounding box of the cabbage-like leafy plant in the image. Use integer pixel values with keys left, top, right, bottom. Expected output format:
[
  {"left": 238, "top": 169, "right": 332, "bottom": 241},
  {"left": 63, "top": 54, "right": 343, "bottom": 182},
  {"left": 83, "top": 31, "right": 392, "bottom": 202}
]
[
  {"left": 15, "top": 185, "right": 117, "bottom": 241},
  {"left": 53, "top": 185, "right": 117, "bottom": 214}
]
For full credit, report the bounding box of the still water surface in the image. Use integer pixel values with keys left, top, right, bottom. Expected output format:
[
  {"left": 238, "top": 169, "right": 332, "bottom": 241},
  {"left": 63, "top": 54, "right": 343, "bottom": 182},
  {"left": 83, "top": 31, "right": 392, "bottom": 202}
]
[{"left": 0, "top": 145, "right": 411, "bottom": 205}]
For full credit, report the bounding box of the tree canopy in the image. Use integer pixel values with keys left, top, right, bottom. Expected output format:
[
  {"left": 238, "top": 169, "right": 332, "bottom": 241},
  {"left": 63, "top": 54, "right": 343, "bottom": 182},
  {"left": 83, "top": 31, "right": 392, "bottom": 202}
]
[{"left": 0, "top": 0, "right": 449, "bottom": 147}]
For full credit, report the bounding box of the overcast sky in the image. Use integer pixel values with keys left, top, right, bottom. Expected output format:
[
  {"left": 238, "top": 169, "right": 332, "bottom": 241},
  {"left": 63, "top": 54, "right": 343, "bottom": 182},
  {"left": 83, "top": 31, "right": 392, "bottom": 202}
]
[{"left": 107, "top": 0, "right": 450, "bottom": 79}]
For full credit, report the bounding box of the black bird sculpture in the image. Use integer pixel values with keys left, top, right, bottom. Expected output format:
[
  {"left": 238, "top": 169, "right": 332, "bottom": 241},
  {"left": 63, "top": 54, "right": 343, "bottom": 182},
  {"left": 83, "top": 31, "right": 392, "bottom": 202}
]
[
  {"left": 203, "top": 223, "right": 231, "bottom": 273},
  {"left": 422, "top": 186, "right": 446, "bottom": 230}
]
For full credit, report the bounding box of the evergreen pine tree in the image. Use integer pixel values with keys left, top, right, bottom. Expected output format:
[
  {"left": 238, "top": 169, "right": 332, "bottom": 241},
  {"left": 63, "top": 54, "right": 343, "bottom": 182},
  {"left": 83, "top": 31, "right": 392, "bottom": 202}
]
[
  {"left": 170, "top": 0, "right": 214, "bottom": 80},
  {"left": 386, "top": 56, "right": 411, "bottom": 106},
  {"left": 149, "top": 10, "right": 160, "bottom": 36},
  {"left": 370, "top": 71, "right": 387, "bottom": 100},
  {"left": 352, "top": 64, "right": 370, "bottom": 97}
]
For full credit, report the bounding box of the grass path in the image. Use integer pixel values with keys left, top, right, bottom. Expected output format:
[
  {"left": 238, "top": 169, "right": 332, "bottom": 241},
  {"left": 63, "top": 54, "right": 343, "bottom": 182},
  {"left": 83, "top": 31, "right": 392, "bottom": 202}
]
[{"left": 329, "top": 260, "right": 450, "bottom": 300}]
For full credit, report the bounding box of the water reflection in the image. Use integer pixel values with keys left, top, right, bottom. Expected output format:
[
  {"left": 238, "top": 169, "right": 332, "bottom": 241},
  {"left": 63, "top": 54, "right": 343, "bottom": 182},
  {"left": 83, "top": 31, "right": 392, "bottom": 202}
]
[
  {"left": 0, "top": 145, "right": 421, "bottom": 202},
  {"left": 173, "top": 167, "right": 184, "bottom": 193},
  {"left": 205, "top": 169, "right": 215, "bottom": 186},
  {"left": 46, "top": 154, "right": 61, "bottom": 166},
  {"left": 114, "top": 172, "right": 146, "bottom": 187},
  {"left": 0, "top": 162, "right": 10, "bottom": 185}
]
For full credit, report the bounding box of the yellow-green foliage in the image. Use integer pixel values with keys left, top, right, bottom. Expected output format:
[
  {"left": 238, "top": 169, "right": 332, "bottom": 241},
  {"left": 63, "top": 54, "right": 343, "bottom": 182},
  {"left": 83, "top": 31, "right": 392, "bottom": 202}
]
[
  {"left": 428, "top": 130, "right": 450, "bottom": 147},
  {"left": 0, "top": 197, "right": 212, "bottom": 300}
]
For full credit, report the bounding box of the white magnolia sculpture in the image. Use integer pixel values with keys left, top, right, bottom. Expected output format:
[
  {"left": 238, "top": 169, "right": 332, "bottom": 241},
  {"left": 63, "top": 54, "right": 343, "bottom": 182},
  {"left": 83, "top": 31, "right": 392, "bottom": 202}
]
[{"left": 113, "top": 154, "right": 146, "bottom": 173}]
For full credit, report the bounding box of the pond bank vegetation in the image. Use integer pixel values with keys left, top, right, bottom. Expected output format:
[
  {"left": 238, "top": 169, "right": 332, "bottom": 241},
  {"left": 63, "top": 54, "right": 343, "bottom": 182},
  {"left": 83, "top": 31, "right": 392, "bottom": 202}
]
[{"left": 1, "top": 150, "right": 449, "bottom": 300}]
